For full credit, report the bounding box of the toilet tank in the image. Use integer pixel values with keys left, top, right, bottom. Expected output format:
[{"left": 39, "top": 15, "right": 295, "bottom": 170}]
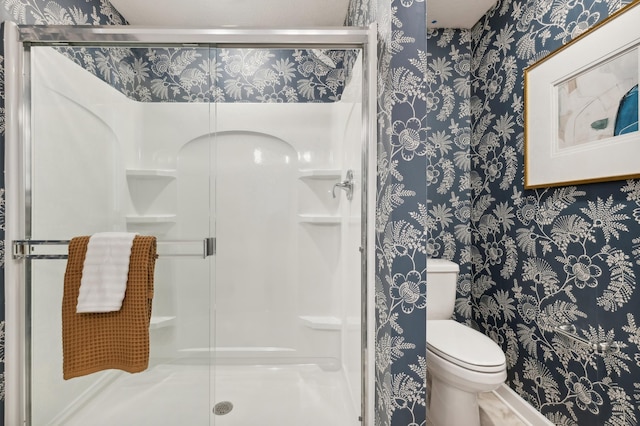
[{"left": 426, "top": 259, "right": 460, "bottom": 320}]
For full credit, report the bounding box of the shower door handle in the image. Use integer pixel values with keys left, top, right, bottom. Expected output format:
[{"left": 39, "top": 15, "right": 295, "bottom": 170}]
[
  {"left": 204, "top": 237, "right": 216, "bottom": 258},
  {"left": 332, "top": 170, "right": 354, "bottom": 201},
  {"left": 12, "top": 238, "right": 217, "bottom": 259}
]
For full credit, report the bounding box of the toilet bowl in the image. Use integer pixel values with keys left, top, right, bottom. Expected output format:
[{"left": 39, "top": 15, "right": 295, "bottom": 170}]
[
  {"left": 426, "top": 259, "right": 507, "bottom": 426},
  {"left": 427, "top": 320, "right": 506, "bottom": 426}
]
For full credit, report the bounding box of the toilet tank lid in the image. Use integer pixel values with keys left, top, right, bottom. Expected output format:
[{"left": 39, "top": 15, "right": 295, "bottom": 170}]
[{"left": 427, "top": 259, "right": 459, "bottom": 273}]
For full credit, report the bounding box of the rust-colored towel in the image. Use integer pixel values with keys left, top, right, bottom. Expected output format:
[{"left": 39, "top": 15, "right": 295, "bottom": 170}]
[{"left": 62, "top": 235, "right": 157, "bottom": 380}]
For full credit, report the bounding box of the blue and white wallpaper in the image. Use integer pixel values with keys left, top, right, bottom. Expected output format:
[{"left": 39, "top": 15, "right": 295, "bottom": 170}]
[
  {"left": 60, "top": 46, "right": 357, "bottom": 102},
  {"left": 347, "top": 0, "right": 428, "bottom": 425},
  {"left": 427, "top": 0, "right": 640, "bottom": 424},
  {"left": 425, "top": 27, "right": 472, "bottom": 299}
]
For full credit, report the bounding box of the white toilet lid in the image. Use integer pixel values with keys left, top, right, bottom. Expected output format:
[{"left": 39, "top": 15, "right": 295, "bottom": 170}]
[{"left": 427, "top": 320, "right": 506, "bottom": 373}]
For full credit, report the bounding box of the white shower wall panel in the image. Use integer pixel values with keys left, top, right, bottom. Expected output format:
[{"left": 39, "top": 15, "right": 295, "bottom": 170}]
[
  {"left": 172, "top": 130, "right": 301, "bottom": 357},
  {"left": 132, "top": 94, "right": 359, "bottom": 360},
  {"left": 137, "top": 102, "right": 344, "bottom": 169},
  {"left": 136, "top": 100, "right": 354, "bottom": 363}
]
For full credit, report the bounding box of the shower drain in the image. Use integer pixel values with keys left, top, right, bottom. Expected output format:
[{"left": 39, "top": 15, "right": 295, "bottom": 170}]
[{"left": 213, "top": 401, "right": 234, "bottom": 416}]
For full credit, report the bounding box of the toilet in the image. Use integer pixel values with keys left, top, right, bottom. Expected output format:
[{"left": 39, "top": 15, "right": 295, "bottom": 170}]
[{"left": 426, "top": 259, "right": 507, "bottom": 426}]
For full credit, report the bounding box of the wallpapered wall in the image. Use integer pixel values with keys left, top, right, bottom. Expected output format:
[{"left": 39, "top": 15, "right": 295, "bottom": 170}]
[
  {"left": 425, "top": 28, "right": 472, "bottom": 299},
  {"left": 427, "top": 0, "right": 640, "bottom": 424},
  {"left": 0, "top": 1, "right": 429, "bottom": 426},
  {"left": 347, "top": 0, "right": 428, "bottom": 425},
  {"left": 59, "top": 46, "right": 357, "bottom": 102}
]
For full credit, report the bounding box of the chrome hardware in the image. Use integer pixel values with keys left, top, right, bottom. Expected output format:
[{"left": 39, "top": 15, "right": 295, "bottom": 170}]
[
  {"left": 555, "top": 324, "right": 620, "bottom": 354},
  {"left": 204, "top": 237, "right": 216, "bottom": 258},
  {"left": 12, "top": 238, "right": 216, "bottom": 260},
  {"left": 332, "top": 169, "right": 354, "bottom": 201},
  {"left": 213, "top": 401, "right": 234, "bottom": 416},
  {"left": 13, "top": 240, "right": 68, "bottom": 259}
]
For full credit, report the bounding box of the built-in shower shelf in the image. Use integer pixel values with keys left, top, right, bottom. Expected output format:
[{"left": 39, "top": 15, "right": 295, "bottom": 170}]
[
  {"left": 150, "top": 316, "right": 176, "bottom": 330},
  {"left": 299, "top": 316, "right": 342, "bottom": 330},
  {"left": 298, "top": 169, "right": 342, "bottom": 180},
  {"left": 126, "top": 214, "right": 176, "bottom": 224},
  {"left": 126, "top": 169, "right": 177, "bottom": 179},
  {"left": 298, "top": 214, "right": 341, "bottom": 225}
]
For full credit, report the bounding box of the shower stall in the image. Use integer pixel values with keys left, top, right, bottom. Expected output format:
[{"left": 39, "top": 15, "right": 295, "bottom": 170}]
[{"left": 4, "top": 23, "right": 376, "bottom": 425}]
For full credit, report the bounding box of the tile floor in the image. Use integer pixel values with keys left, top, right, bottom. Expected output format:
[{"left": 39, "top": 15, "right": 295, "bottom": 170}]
[
  {"left": 478, "top": 392, "right": 528, "bottom": 426},
  {"left": 427, "top": 391, "right": 528, "bottom": 426}
]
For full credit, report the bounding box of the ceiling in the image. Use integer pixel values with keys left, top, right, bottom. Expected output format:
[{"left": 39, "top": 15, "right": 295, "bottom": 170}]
[
  {"left": 428, "top": 0, "right": 497, "bottom": 29},
  {"left": 108, "top": 0, "right": 351, "bottom": 28},
  {"left": 108, "top": 0, "right": 497, "bottom": 29}
]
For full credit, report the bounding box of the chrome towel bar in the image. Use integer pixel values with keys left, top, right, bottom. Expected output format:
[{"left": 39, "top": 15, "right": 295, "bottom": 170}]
[
  {"left": 555, "top": 324, "right": 620, "bottom": 354},
  {"left": 12, "top": 238, "right": 216, "bottom": 260}
]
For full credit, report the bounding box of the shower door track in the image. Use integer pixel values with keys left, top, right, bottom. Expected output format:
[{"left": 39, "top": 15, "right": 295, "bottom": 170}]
[
  {"left": 4, "top": 22, "right": 378, "bottom": 426},
  {"left": 19, "top": 25, "right": 370, "bottom": 47}
]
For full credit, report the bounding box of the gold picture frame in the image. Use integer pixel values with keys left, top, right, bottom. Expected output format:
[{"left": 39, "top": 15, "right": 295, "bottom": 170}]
[{"left": 524, "top": 1, "right": 640, "bottom": 188}]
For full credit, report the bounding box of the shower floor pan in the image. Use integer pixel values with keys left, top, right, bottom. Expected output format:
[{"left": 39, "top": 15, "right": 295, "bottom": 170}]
[{"left": 59, "top": 362, "right": 360, "bottom": 426}]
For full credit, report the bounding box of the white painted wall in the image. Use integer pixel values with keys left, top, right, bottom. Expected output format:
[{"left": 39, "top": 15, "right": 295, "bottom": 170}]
[{"left": 29, "top": 46, "right": 364, "bottom": 422}]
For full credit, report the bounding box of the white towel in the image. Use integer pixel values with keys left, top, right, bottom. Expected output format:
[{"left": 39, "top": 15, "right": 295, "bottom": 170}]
[{"left": 76, "top": 232, "right": 137, "bottom": 313}]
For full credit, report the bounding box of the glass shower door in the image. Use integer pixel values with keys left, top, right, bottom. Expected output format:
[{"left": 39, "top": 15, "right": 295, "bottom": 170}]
[
  {"left": 11, "top": 29, "right": 374, "bottom": 425},
  {"left": 26, "top": 44, "right": 216, "bottom": 425},
  {"left": 209, "top": 47, "right": 364, "bottom": 425}
]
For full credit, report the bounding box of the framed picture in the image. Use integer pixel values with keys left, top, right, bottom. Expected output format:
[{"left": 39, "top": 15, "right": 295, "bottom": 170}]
[{"left": 524, "top": 1, "right": 640, "bottom": 188}]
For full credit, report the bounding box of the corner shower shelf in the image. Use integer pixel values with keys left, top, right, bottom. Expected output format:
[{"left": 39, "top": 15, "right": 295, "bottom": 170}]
[
  {"left": 150, "top": 316, "right": 176, "bottom": 330},
  {"left": 299, "top": 316, "right": 342, "bottom": 330},
  {"left": 126, "top": 169, "right": 177, "bottom": 179},
  {"left": 298, "top": 169, "right": 342, "bottom": 180},
  {"left": 126, "top": 214, "right": 176, "bottom": 224},
  {"left": 297, "top": 214, "right": 341, "bottom": 225}
]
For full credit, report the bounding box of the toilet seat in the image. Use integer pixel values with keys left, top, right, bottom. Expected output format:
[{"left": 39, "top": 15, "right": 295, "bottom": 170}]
[{"left": 427, "top": 320, "right": 506, "bottom": 373}]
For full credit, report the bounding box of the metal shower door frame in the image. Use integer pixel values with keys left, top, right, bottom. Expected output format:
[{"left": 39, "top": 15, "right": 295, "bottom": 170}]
[{"left": 3, "top": 22, "right": 377, "bottom": 425}]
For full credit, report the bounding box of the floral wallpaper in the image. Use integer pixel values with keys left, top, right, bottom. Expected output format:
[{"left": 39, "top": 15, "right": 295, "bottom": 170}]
[
  {"left": 0, "top": 0, "right": 124, "bottom": 25},
  {"left": 425, "top": 27, "right": 472, "bottom": 300},
  {"left": 427, "top": 0, "right": 640, "bottom": 424},
  {"left": 347, "top": 0, "right": 428, "bottom": 425},
  {"left": 59, "top": 46, "right": 357, "bottom": 102}
]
